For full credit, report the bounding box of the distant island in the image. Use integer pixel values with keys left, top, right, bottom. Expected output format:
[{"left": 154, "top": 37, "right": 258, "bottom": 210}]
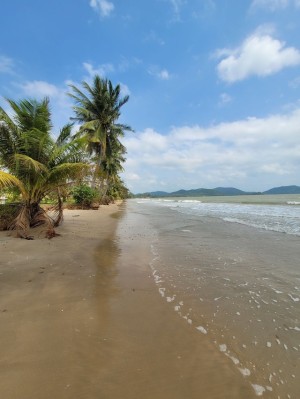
[{"left": 134, "top": 185, "right": 300, "bottom": 198}]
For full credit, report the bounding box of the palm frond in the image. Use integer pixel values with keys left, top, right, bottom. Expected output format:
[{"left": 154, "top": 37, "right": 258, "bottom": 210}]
[
  {"left": 56, "top": 123, "right": 74, "bottom": 146},
  {"left": 14, "top": 154, "right": 48, "bottom": 173},
  {"left": 0, "top": 170, "right": 25, "bottom": 193},
  {"left": 47, "top": 162, "right": 89, "bottom": 185}
]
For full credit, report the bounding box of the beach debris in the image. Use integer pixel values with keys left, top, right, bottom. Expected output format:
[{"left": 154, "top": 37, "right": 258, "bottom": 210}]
[
  {"left": 196, "top": 326, "right": 207, "bottom": 334},
  {"left": 251, "top": 384, "right": 266, "bottom": 396},
  {"left": 239, "top": 368, "right": 251, "bottom": 376},
  {"left": 219, "top": 344, "right": 227, "bottom": 352},
  {"left": 288, "top": 294, "right": 300, "bottom": 302}
]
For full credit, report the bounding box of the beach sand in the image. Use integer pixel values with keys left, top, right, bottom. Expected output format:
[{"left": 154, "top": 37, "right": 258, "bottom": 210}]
[{"left": 0, "top": 202, "right": 255, "bottom": 399}]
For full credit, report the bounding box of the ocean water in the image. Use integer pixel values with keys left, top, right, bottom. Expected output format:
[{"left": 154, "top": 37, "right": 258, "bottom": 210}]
[
  {"left": 145, "top": 194, "right": 300, "bottom": 236},
  {"left": 129, "top": 195, "right": 300, "bottom": 398}
]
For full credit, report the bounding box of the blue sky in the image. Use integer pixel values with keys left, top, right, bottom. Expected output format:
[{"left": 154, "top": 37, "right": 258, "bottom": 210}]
[{"left": 1, "top": 0, "right": 300, "bottom": 193}]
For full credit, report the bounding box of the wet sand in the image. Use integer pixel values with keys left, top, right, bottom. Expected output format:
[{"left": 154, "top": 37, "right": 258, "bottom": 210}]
[
  {"left": 0, "top": 202, "right": 255, "bottom": 399},
  {"left": 130, "top": 199, "right": 300, "bottom": 398}
]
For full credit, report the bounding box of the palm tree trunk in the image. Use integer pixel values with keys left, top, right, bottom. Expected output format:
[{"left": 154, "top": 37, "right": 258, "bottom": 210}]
[
  {"left": 53, "top": 189, "right": 64, "bottom": 227},
  {"left": 10, "top": 203, "right": 32, "bottom": 239},
  {"left": 9, "top": 201, "right": 60, "bottom": 239}
]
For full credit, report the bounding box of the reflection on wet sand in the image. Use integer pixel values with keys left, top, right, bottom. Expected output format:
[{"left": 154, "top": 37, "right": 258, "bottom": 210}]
[{"left": 95, "top": 203, "right": 256, "bottom": 399}]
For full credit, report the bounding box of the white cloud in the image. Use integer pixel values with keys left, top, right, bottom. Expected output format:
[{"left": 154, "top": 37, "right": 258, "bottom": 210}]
[
  {"left": 158, "top": 69, "right": 171, "bottom": 80},
  {"left": 18, "top": 80, "right": 60, "bottom": 97},
  {"left": 0, "top": 55, "right": 14, "bottom": 74},
  {"left": 122, "top": 108, "right": 300, "bottom": 193},
  {"left": 89, "top": 0, "right": 114, "bottom": 17},
  {"left": 124, "top": 172, "right": 140, "bottom": 181},
  {"left": 260, "top": 163, "right": 290, "bottom": 175},
  {"left": 216, "top": 32, "right": 300, "bottom": 82},
  {"left": 83, "top": 62, "right": 115, "bottom": 77},
  {"left": 148, "top": 67, "right": 172, "bottom": 80}
]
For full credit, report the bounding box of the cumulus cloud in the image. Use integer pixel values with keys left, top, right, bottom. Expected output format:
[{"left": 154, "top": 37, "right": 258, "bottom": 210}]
[
  {"left": 89, "top": 0, "right": 114, "bottom": 17},
  {"left": 121, "top": 108, "right": 300, "bottom": 193},
  {"left": 0, "top": 55, "right": 14, "bottom": 74},
  {"left": 83, "top": 62, "right": 114, "bottom": 77},
  {"left": 18, "top": 80, "right": 61, "bottom": 97},
  {"left": 216, "top": 32, "right": 300, "bottom": 82}
]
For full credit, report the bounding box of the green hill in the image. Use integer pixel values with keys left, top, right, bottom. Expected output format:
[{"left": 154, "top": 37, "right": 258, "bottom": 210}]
[
  {"left": 263, "top": 185, "right": 300, "bottom": 195},
  {"left": 135, "top": 185, "right": 300, "bottom": 198}
]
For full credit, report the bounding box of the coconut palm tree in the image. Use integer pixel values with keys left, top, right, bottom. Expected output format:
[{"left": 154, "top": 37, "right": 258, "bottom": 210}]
[
  {"left": 0, "top": 97, "right": 87, "bottom": 238},
  {"left": 99, "top": 137, "right": 126, "bottom": 199},
  {"left": 68, "top": 75, "right": 132, "bottom": 198}
]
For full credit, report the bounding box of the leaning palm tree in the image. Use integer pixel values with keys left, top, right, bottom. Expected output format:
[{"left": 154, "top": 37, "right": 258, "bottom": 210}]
[
  {"left": 68, "top": 75, "right": 132, "bottom": 195},
  {"left": 0, "top": 97, "right": 87, "bottom": 238}
]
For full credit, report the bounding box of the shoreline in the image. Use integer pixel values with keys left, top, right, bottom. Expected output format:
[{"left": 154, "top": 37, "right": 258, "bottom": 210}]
[{"left": 0, "top": 201, "right": 256, "bottom": 398}]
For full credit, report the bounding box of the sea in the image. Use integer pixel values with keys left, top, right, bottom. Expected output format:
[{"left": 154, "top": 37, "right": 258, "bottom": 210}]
[{"left": 125, "top": 194, "right": 300, "bottom": 398}]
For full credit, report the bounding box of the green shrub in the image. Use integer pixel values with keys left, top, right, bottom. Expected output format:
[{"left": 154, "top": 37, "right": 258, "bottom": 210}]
[{"left": 72, "top": 185, "right": 98, "bottom": 207}]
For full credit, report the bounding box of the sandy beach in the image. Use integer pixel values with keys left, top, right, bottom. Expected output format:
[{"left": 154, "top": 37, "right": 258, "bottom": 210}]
[{"left": 0, "top": 201, "right": 256, "bottom": 399}]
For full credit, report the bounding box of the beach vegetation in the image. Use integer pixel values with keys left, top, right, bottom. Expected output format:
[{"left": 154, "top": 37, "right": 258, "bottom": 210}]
[
  {"left": 0, "top": 76, "right": 133, "bottom": 238},
  {"left": 0, "top": 98, "right": 88, "bottom": 238},
  {"left": 72, "top": 184, "right": 99, "bottom": 208},
  {"left": 68, "top": 75, "right": 132, "bottom": 203}
]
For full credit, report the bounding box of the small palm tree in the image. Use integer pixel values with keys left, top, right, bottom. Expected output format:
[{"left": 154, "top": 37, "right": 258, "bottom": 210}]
[
  {"left": 0, "top": 97, "right": 87, "bottom": 238},
  {"left": 68, "top": 75, "right": 132, "bottom": 197}
]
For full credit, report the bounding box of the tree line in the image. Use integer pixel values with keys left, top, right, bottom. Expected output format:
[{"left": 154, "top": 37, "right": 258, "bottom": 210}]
[{"left": 0, "top": 75, "right": 132, "bottom": 239}]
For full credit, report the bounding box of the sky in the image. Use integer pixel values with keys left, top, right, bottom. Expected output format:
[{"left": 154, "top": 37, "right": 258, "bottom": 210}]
[{"left": 0, "top": 0, "right": 300, "bottom": 193}]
